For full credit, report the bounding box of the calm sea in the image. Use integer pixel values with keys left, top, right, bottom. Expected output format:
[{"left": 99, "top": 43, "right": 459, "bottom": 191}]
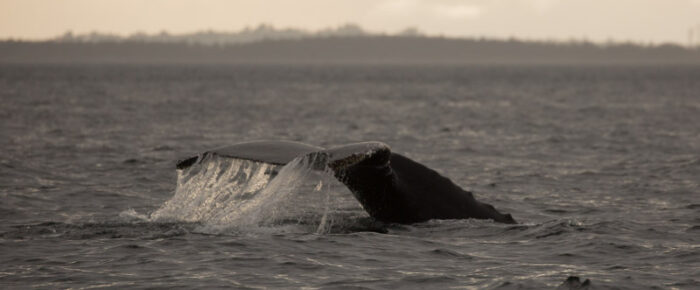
[{"left": 1, "top": 64, "right": 699, "bottom": 289}]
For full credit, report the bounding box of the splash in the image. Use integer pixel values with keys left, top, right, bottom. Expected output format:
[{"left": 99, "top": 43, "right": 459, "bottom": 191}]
[{"left": 150, "top": 153, "right": 362, "bottom": 234}]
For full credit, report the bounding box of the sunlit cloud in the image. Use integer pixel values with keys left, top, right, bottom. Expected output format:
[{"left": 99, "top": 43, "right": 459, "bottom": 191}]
[
  {"left": 433, "top": 4, "right": 483, "bottom": 20},
  {"left": 528, "top": 0, "right": 562, "bottom": 14},
  {"left": 374, "top": 0, "right": 420, "bottom": 14},
  {"left": 372, "top": 0, "right": 483, "bottom": 20}
]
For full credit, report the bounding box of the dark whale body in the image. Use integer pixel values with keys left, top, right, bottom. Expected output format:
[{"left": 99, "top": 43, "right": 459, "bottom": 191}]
[{"left": 177, "top": 141, "right": 516, "bottom": 224}]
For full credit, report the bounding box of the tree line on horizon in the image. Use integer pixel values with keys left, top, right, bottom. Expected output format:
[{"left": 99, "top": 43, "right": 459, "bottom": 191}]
[{"left": 3, "top": 23, "right": 694, "bottom": 49}]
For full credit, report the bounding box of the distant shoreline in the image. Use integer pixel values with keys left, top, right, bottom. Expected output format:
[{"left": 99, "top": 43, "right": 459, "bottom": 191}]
[{"left": 2, "top": 36, "right": 699, "bottom": 65}]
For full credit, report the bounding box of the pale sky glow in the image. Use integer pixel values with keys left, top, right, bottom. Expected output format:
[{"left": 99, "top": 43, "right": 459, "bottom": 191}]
[{"left": 1, "top": 0, "right": 700, "bottom": 44}]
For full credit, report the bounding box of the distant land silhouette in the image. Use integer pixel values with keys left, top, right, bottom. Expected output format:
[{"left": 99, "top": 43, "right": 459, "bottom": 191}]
[
  {"left": 49, "top": 24, "right": 372, "bottom": 45},
  {"left": 1, "top": 24, "right": 699, "bottom": 64}
]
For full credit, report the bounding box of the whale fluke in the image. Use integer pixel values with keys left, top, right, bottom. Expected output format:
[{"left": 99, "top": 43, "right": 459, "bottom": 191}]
[{"left": 176, "top": 140, "right": 516, "bottom": 224}]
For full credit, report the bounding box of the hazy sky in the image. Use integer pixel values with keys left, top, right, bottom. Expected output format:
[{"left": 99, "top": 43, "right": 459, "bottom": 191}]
[{"left": 2, "top": 0, "right": 700, "bottom": 44}]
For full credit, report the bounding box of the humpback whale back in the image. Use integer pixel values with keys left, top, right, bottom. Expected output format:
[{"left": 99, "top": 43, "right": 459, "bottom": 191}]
[{"left": 175, "top": 140, "right": 515, "bottom": 224}]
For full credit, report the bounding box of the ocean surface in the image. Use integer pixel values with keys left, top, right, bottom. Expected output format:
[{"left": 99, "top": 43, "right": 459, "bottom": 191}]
[{"left": 1, "top": 64, "right": 699, "bottom": 289}]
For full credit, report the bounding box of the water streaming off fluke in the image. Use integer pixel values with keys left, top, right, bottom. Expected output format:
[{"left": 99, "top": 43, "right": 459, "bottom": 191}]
[{"left": 150, "top": 153, "right": 363, "bottom": 233}]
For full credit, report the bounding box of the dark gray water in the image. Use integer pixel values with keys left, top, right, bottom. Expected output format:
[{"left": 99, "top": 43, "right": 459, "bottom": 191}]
[{"left": 1, "top": 64, "right": 699, "bottom": 289}]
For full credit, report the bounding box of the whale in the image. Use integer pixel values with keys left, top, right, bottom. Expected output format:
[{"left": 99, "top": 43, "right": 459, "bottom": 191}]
[{"left": 176, "top": 140, "right": 516, "bottom": 224}]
